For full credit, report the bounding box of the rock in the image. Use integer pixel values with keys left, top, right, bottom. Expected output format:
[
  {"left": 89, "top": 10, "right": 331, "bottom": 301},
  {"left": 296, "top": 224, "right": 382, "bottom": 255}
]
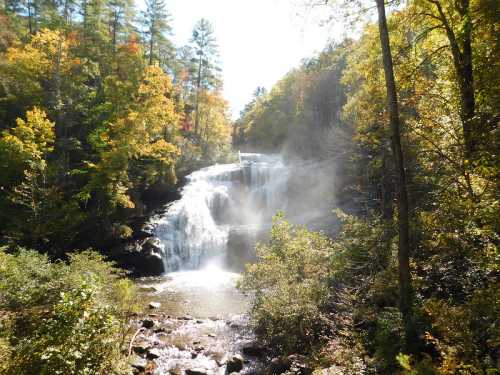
[
  {"left": 132, "top": 340, "right": 150, "bottom": 355},
  {"left": 208, "top": 333, "right": 217, "bottom": 338},
  {"left": 286, "top": 354, "right": 312, "bottom": 375},
  {"left": 178, "top": 315, "right": 193, "bottom": 320},
  {"left": 130, "top": 356, "right": 148, "bottom": 371},
  {"left": 140, "top": 285, "right": 160, "bottom": 293},
  {"left": 149, "top": 301, "right": 161, "bottom": 309},
  {"left": 146, "top": 347, "right": 161, "bottom": 359},
  {"left": 185, "top": 368, "right": 208, "bottom": 375},
  {"left": 108, "top": 237, "right": 165, "bottom": 277},
  {"left": 269, "top": 357, "right": 291, "bottom": 374},
  {"left": 226, "top": 353, "right": 244, "bottom": 373},
  {"left": 142, "top": 318, "right": 155, "bottom": 329},
  {"left": 241, "top": 342, "right": 265, "bottom": 357}
]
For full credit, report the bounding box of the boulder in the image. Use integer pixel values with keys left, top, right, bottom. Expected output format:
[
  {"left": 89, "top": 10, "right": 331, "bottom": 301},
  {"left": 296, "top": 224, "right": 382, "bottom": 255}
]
[
  {"left": 269, "top": 357, "right": 291, "bottom": 374},
  {"left": 132, "top": 342, "right": 149, "bottom": 355},
  {"left": 149, "top": 301, "right": 161, "bottom": 309},
  {"left": 185, "top": 368, "right": 208, "bottom": 375},
  {"left": 241, "top": 342, "right": 265, "bottom": 357},
  {"left": 226, "top": 353, "right": 244, "bottom": 373},
  {"left": 142, "top": 318, "right": 155, "bottom": 329},
  {"left": 146, "top": 347, "right": 161, "bottom": 360},
  {"left": 287, "top": 354, "right": 312, "bottom": 375},
  {"left": 130, "top": 356, "right": 148, "bottom": 371}
]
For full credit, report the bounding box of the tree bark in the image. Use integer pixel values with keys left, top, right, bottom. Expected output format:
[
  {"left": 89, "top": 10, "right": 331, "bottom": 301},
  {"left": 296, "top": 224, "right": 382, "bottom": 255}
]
[
  {"left": 149, "top": 20, "right": 154, "bottom": 65},
  {"left": 375, "top": 0, "right": 417, "bottom": 353},
  {"left": 426, "top": 0, "right": 475, "bottom": 160},
  {"left": 194, "top": 54, "right": 202, "bottom": 135}
]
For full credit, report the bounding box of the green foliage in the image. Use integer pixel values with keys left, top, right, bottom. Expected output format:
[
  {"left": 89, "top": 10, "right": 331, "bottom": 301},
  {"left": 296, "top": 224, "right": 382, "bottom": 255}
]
[
  {"left": 9, "top": 285, "right": 119, "bottom": 375},
  {"left": 0, "top": 4, "right": 232, "bottom": 251},
  {"left": 0, "top": 248, "right": 137, "bottom": 374},
  {"left": 239, "top": 214, "right": 333, "bottom": 353}
]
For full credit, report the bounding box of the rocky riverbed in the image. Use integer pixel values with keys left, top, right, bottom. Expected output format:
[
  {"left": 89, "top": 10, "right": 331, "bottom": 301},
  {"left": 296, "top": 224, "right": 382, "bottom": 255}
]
[
  {"left": 130, "top": 269, "right": 266, "bottom": 375},
  {"left": 128, "top": 313, "right": 266, "bottom": 375},
  {"left": 129, "top": 270, "right": 313, "bottom": 375}
]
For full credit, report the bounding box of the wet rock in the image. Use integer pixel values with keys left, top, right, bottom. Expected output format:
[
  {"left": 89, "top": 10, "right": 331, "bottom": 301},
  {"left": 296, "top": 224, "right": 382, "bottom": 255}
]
[
  {"left": 286, "top": 354, "right": 312, "bottom": 375},
  {"left": 140, "top": 285, "right": 161, "bottom": 293},
  {"left": 269, "top": 357, "right": 291, "bottom": 374},
  {"left": 241, "top": 342, "right": 265, "bottom": 357},
  {"left": 142, "top": 319, "right": 155, "bottom": 329},
  {"left": 146, "top": 347, "right": 161, "bottom": 360},
  {"left": 185, "top": 368, "right": 208, "bottom": 375},
  {"left": 130, "top": 356, "right": 148, "bottom": 371},
  {"left": 226, "top": 353, "right": 244, "bottom": 373},
  {"left": 178, "top": 315, "right": 193, "bottom": 320},
  {"left": 132, "top": 345, "right": 148, "bottom": 354},
  {"left": 149, "top": 302, "right": 161, "bottom": 309},
  {"left": 208, "top": 333, "right": 217, "bottom": 338}
]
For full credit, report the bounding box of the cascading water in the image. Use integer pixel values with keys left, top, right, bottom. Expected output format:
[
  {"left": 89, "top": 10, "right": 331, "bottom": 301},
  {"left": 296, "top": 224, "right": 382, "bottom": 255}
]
[{"left": 153, "top": 153, "right": 289, "bottom": 273}]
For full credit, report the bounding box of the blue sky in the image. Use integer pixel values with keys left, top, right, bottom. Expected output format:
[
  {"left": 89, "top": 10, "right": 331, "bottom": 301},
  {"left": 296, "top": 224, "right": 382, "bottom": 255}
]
[{"left": 164, "top": 0, "right": 341, "bottom": 119}]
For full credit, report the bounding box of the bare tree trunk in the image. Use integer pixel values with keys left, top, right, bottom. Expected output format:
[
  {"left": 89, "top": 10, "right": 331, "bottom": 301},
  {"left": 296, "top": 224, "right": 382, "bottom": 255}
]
[
  {"left": 375, "top": 0, "right": 417, "bottom": 353},
  {"left": 149, "top": 20, "right": 154, "bottom": 65},
  {"left": 27, "top": 0, "right": 33, "bottom": 34},
  {"left": 82, "top": 0, "right": 87, "bottom": 39},
  {"left": 112, "top": 11, "right": 118, "bottom": 53},
  {"left": 194, "top": 54, "right": 202, "bottom": 135}
]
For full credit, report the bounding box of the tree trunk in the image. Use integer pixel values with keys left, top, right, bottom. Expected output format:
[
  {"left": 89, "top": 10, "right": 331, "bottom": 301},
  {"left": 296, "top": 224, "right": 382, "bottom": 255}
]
[
  {"left": 112, "top": 11, "right": 117, "bottom": 53},
  {"left": 194, "top": 54, "right": 203, "bottom": 135},
  {"left": 375, "top": 0, "right": 417, "bottom": 353},
  {"left": 428, "top": 0, "right": 475, "bottom": 160},
  {"left": 82, "top": 0, "right": 87, "bottom": 38},
  {"left": 27, "top": 0, "right": 33, "bottom": 34},
  {"left": 149, "top": 20, "right": 154, "bottom": 65}
]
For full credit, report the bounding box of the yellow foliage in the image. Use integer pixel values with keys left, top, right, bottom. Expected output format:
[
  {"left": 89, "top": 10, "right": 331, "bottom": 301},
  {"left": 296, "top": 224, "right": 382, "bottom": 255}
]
[{"left": 1, "top": 107, "right": 55, "bottom": 163}]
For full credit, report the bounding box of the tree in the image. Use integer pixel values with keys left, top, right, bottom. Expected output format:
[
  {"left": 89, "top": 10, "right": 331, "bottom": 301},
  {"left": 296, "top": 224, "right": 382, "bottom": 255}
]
[
  {"left": 141, "top": 0, "right": 172, "bottom": 66},
  {"left": 411, "top": 0, "right": 476, "bottom": 160},
  {"left": 189, "top": 18, "right": 220, "bottom": 135},
  {"left": 106, "top": 0, "right": 133, "bottom": 52},
  {"left": 374, "top": 0, "right": 416, "bottom": 353}
]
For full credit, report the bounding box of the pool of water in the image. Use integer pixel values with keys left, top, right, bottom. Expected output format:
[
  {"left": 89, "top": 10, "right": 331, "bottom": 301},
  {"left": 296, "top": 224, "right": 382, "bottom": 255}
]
[{"left": 136, "top": 266, "right": 250, "bottom": 319}]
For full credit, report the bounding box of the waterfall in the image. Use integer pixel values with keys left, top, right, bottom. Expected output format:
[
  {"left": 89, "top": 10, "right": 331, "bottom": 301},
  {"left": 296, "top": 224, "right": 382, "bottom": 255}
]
[{"left": 152, "top": 153, "right": 289, "bottom": 273}]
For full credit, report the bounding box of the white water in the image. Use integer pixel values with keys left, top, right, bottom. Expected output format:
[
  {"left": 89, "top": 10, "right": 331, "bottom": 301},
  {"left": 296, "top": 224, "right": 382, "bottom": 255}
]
[{"left": 152, "top": 153, "right": 289, "bottom": 273}]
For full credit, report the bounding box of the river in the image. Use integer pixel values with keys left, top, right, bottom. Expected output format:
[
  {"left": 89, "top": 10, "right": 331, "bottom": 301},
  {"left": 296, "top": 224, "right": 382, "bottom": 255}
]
[{"left": 134, "top": 153, "right": 289, "bottom": 374}]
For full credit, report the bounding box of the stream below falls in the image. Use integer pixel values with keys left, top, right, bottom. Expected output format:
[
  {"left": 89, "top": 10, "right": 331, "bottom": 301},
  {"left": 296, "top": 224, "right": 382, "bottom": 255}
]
[{"left": 133, "top": 153, "right": 291, "bottom": 375}]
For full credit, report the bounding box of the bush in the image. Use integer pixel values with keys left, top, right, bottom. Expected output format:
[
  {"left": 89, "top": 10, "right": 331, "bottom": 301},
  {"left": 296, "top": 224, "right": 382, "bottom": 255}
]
[
  {"left": 0, "top": 247, "right": 138, "bottom": 374},
  {"left": 239, "top": 214, "right": 333, "bottom": 353}
]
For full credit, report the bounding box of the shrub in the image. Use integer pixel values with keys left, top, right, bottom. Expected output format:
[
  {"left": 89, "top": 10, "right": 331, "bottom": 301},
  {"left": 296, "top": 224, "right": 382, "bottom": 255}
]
[
  {"left": 0, "top": 247, "right": 137, "bottom": 374},
  {"left": 239, "top": 214, "right": 333, "bottom": 353}
]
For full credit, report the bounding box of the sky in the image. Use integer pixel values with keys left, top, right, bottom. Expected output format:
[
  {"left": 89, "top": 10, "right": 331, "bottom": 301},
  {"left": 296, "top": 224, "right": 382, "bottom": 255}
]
[{"left": 165, "top": 0, "right": 342, "bottom": 119}]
